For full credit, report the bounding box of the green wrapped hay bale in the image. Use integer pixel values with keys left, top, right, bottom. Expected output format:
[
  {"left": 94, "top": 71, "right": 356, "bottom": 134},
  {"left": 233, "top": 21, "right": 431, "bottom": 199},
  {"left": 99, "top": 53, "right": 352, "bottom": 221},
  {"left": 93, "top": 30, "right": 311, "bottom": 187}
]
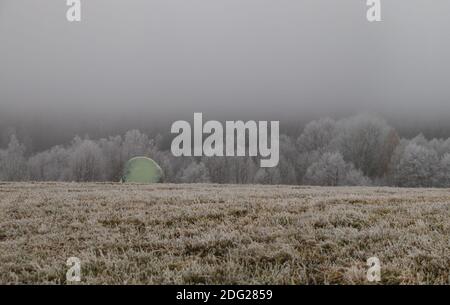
[{"left": 121, "top": 157, "right": 163, "bottom": 183}]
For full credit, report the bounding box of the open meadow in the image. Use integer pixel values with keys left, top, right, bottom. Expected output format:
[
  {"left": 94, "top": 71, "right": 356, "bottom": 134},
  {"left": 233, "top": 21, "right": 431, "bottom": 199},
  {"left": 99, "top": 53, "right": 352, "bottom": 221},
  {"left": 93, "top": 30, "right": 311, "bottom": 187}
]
[{"left": 0, "top": 182, "right": 449, "bottom": 284}]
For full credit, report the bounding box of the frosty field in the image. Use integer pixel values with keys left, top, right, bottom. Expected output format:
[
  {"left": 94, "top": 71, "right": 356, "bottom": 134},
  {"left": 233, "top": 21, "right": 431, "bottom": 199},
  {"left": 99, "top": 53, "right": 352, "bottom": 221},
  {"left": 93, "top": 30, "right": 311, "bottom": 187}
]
[{"left": 0, "top": 182, "right": 449, "bottom": 284}]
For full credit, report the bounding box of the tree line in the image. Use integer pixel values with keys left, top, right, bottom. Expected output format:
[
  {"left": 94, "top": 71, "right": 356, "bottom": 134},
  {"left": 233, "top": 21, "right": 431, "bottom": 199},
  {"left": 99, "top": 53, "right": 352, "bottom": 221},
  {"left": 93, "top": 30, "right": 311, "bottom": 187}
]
[{"left": 1, "top": 113, "right": 450, "bottom": 187}]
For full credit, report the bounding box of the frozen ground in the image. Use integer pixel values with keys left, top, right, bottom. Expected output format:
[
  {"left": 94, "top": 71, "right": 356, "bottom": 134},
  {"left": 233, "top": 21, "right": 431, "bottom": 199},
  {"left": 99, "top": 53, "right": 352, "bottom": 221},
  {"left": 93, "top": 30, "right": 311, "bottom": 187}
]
[{"left": 0, "top": 182, "right": 449, "bottom": 284}]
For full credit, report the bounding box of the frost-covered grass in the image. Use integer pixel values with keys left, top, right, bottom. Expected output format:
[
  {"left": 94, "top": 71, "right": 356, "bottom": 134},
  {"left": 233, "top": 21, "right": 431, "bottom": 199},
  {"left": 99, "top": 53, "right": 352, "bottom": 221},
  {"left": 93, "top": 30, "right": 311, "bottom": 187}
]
[{"left": 0, "top": 182, "right": 449, "bottom": 284}]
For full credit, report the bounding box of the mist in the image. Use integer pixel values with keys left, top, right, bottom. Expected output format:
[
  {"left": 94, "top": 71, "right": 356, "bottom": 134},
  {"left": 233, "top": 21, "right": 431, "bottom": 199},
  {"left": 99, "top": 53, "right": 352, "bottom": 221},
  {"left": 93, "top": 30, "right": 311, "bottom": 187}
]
[{"left": 1, "top": 0, "right": 450, "bottom": 149}]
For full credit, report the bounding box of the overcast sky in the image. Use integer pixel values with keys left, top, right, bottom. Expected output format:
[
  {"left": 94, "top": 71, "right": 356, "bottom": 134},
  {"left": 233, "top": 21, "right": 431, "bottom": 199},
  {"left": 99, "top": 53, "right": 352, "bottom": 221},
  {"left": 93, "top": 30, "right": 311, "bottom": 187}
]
[{"left": 1, "top": 0, "right": 450, "bottom": 126}]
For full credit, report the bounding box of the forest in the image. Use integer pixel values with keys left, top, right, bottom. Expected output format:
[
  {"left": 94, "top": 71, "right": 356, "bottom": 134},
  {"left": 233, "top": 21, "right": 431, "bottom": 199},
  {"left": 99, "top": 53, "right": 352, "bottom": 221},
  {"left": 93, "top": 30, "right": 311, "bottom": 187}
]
[{"left": 1, "top": 113, "right": 450, "bottom": 187}]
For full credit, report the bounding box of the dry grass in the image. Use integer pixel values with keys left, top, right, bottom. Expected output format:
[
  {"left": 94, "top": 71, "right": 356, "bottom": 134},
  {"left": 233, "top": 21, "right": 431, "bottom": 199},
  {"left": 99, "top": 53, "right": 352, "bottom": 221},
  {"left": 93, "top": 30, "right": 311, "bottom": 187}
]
[{"left": 0, "top": 182, "right": 449, "bottom": 284}]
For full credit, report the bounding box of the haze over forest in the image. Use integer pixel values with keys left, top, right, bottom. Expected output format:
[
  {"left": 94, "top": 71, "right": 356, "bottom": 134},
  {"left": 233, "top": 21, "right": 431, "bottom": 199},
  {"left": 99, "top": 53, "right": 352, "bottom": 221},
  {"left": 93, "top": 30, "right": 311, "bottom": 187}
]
[{"left": 1, "top": 0, "right": 450, "bottom": 151}]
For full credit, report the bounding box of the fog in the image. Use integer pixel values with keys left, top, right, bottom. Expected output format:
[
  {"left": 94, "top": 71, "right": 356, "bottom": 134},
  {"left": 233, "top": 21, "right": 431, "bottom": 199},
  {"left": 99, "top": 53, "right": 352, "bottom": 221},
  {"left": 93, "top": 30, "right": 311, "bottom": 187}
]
[{"left": 1, "top": 0, "right": 450, "bottom": 149}]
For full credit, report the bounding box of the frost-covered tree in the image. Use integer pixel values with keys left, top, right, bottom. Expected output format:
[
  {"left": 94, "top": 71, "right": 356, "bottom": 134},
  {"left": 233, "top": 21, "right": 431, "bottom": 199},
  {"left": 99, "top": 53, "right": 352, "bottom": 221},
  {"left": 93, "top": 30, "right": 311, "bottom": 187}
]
[
  {"left": 394, "top": 142, "right": 439, "bottom": 187},
  {"left": 203, "top": 157, "right": 229, "bottom": 183},
  {"left": 5, "top": 114, "right": 450, "bottom": 187},
  {"left": 296, "top": 150, "right": 321, "bottom": 184},
  {"left": 278, "top": 135, "right": 298, "bottom": 184},
  {"left": 344, "top": 168, "right": 372, "bottom": 186},
  {"left": 99, "top": 135, "right": 124, "bottom": 181},
  {"left": 0, "top": 134, "right": 28, "bottom": 181},
  {"left": 303, "top": 152, "right": 370, "bottom": 186},
  {"left": 28, "top": 146, "right": 70, "bottom": 181},
  {"left": 297, "top": 118, "right": 337, "bottom": 153},
  {"left": 227, "top": 157, "right": 258, "bottom": 184},
  {"left": 437, "top": 138, "right": 450, "bottom": 157},
  {"left": 278, "top": 155, "right": 297, "bottom": 185},
  {"left": 122, "top": 130, "right": 150, "bottom": 161},
  {"left": 155, "top": 153, "right": 185, "bottom": 183},
  {"left": 69, "top": 137, "right": 105, "bottom": 182},
  {"left": 438, "top": 153, "right": 450, "bottom": 188},
  {"left": 336, "top": 114, "right": 394, "bottom": 178},
  {"left": 409, "top": 134, "right": 429, "bottom": 147},
  {"left": 179, "top": 161, "right": 210, "bottom": 183},
  {"left": 254, "top": 167, "right": 281, "bottom": 185}
]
